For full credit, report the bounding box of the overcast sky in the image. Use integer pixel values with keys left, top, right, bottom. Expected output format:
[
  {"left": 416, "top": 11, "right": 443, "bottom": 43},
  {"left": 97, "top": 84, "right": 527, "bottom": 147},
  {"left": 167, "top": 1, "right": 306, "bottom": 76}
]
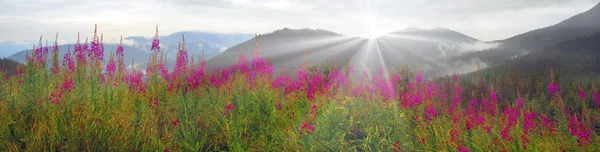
[{"left": 1, "top": 0, "right": 599, "bottom": 44}]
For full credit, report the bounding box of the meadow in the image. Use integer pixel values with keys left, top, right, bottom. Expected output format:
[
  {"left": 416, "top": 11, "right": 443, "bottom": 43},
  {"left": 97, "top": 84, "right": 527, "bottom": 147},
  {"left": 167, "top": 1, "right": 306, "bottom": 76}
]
[{"left": 0, "top": 27, "right": 598, "bottom": 151}]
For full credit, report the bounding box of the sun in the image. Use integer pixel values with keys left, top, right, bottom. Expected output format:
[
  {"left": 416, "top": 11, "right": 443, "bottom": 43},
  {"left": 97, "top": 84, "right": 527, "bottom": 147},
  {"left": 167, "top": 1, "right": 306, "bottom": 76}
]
[
  {"left": 357, "top": 27, "right": 388, "bottom": 39},
  {"left": 367, "top": 28, "right": 387, "bottom": 39}
]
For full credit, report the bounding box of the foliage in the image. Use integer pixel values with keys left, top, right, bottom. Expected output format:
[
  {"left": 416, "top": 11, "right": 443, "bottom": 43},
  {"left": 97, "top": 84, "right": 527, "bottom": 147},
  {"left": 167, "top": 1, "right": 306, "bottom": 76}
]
[{"left": 0, "top": 26, "right": 599, "bottom": 151}]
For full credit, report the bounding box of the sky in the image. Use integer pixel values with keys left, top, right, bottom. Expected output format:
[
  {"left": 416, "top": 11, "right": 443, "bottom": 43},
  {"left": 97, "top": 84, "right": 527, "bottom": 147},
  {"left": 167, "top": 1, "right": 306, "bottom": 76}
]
[{"left": 1, "top": 0, "right": 599, "bottom": 45}]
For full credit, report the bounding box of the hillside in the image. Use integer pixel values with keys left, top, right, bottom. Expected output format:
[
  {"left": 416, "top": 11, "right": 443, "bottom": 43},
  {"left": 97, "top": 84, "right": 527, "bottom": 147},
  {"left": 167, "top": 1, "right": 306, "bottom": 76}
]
[{"left": 456, "top": 2, "right": 600, "bottom": 64}]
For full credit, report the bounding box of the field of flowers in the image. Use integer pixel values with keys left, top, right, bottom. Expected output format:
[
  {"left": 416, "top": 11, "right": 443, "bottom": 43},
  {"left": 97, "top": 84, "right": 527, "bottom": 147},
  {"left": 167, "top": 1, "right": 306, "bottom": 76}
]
[{"left": 0, "top": 26, "right": 598, "bottom": 151}]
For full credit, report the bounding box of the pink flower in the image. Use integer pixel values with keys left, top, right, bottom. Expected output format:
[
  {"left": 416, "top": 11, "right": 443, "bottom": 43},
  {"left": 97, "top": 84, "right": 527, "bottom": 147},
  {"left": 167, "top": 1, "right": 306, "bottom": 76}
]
[
  {"left": 457, "top": 146, "right": 469, "bottom": 152},
  {"left": 476, "top": 115, "right": 486, "bottom": 126},
  {"left": 548, "top": 83, "right": 561, "bottom": 95},
  {"left": 593, "top": 91, "right": 600, "bottom": 108},
  {"left": 225, "top": 103, "right": 236, "bottom": 111},
  {"left": 578, "top": 90, "right": 587, "bottom": 101},
  {"left": 450, "top": 129, "right": 460, "bottom": 142},
  {"left": 516, "top": 98, "right": 524, "bottom": 108},
  {"left": 61, "top": 78, "right": 75, "bottom": 92},
  {"left": 424, "top": 105, "right": 438, "bottom": 121},
  {"left": 62, "top": 49, "right": 75, "bottom": 72},
  {"left": 171, "top": 119, "right": 180, "bottom": 127},
  {"left": 116, "top": 44, "right": 125, "bottom": 72},
  {"left": 299, "top": 123, "right": 315, "bottom": 136},
  {"left": 222, "top": 103, "right": 236, "bottom": 119},
  {"left": 540, "top": 115, "right": 556, "bottom": 133},
  {"left": 74, "top": 39, "right": 87, "bottom": 65},
  {"left": 501, "top": 126, "right": 513, "bottom": 141},
  {"left": 453, "top": 73, "right": 459, "bottom": 81},
  {"left": 173, "top": 46, "right": 188, "bottom": 79},
  {"left": 523, "top": 111, "right": 537, "bottom": 134},
  {"left": 415, "top": 73, "right": 423, "bottom": 85},
  {"left": 521, "top": 134, "right": 531, "bottom": 150},
  {"left": 106, "top": 54, "right": 117, "bottom": 76},
  {"left": 392, "top": 141, "right": 401, "bottom": 151},
  {"left": 151, "top": 30, "right": 160, "bottom": 52}
]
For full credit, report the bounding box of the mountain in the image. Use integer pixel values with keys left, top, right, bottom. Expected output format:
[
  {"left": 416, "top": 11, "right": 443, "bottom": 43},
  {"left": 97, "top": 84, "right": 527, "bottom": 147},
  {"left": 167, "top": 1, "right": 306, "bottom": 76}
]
[
  {"left": 126, "top": 31, "right": 253, "bottom": 60},
  {"left": 461, "top": 31, "right": 600, "bottom": 100},
  {"left": 0, "top": 58, "right": 22, "bottom": 76},
  {"left": 7, "top": 31, "right": 253, "bottom": 69},
  {"left": 456, "top": 2, "right": 600, "bottom": 64},
  {"left": 0, "top": 41, "right": 29, "bottom": 58},
  {"left": 208, "top": 28, "right": 363, "bottom": 73},
  {"left": 7, "top": 44, "right": 153, "bottom": 70},
  {"left": 383, "top": 27, "right": 487, "bottom": 59},
  {"left": 208, "top": 27, "right": 492, "bottom": 76}
]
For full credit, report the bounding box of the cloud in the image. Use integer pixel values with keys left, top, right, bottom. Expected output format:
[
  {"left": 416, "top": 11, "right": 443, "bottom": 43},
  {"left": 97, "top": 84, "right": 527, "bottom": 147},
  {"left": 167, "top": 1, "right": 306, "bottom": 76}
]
[
  {"left": 458, "top": 41, "right": 501, "bottom": 52},
  {"left": 451, "top": 58, "right": 488, "bottom": 75},
  {"left": 0, "top": 0, "right": 598, "bottom": 44}
]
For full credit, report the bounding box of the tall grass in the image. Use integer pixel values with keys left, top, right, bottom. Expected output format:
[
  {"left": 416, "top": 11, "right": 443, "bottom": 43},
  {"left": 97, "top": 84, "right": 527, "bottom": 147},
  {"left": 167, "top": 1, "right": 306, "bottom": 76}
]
[{"left": 0, "top": 25, "right": 598, "bottom": 151}]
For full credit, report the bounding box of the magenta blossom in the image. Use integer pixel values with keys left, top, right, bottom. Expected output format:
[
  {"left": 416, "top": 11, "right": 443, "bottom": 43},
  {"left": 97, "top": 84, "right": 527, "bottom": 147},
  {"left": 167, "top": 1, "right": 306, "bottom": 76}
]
[
  {"left": 516, "top": 98, "right": 524, "bottom": 108},
  {"left": 593, "top": 91, "right": 599, "bottom": 108},
  {"left": 424, "top": 105, "right": 439, "bottom": 121},
  {"left": 299, "top": 122, "right": 315, "bottom": 138},
  {"left": 222, "top": 103, "right": 236, "bottom": 119},
  {"left": 62, "top": 49, "right": 75, "bottom": 72},
  {"left": 171, "top": 119, "right": 180, "bottom": 127},
  {"left": 548, "top": 83, "right": 561, "bottom": 95},
  {"left": 578, "top": 90, "right": 587, "bottom": 101},
  {"left": 457, "top": 146, "right": 469, "bottom": 152}
]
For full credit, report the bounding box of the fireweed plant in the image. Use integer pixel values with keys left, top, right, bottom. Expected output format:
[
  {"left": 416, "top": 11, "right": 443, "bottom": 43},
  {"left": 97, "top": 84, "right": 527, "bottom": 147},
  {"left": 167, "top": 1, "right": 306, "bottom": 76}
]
[{"left": 0, "top": 25, "right": 599, "bottom": 151}]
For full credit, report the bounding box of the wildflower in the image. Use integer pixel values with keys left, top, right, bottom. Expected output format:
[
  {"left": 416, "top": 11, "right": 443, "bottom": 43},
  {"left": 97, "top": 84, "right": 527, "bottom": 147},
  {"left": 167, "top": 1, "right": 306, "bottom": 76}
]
[
  {"left": 490, "top": 90, "right": 498, "bottom": 104},
  {"left": 299, "top": 122, "right": 315, "bottom": 138},
  {"left": 476, "top": 115, "right": 486, "bottom": 126},
  {"left": 424, "top": 105, "right": 438, "bottom": 121},
  {"left": 310, "top": 104, "right": 318, "bottom": 120},
  {"left": 61, "top": 78, "right": 75, "bottom": 92},
  {"left": 523, "top": 111, "right": 537, "bottom": 134},
  {"left": 540, "top": 115, "right": 556, "bottom": 133},
  {"left": 148, "top": 98, "right": 158, "bottom": 107},
  {"left": 483, "top": 125, "right": 492, "bottom": 134},
  {"left": 548, "top": 83, "right": 561, "bottom": 95},
  {"left": 568, "top": 114, "right": 592, "bottom": 146},
  {"left": 415, "top": 73, "right": 424, "bottom": 85},
  {"left": 578, "top": 90, "right": 587, "bottom": 102},
  {"left": 450, "top": 129, "right": 460, "bottom": 142},
  {"left": 173, "top": 41, "right": 188, "bottom": 79},
  {"left": 62, "top": 46, "right": 75, "bottom": 72},
  {"left": 51, "top": 37, "right": 60, "bottom": 74},
  {"left": 501, "top": 126, "right": 513, "bottom": 141},
  {"left": 347, "top": 66, "right": 354, "bottom": 74},
  {"left": 151, "top": 26, "right": 160, "bottom": 52},
  {"left": 392, "top": 141, "right": 401, "bottom": 152},
  {"left": 106, "top": 52, "right": 117, "bottom": 77},
  {"left": 521, "top": 134, "right": 531, "bottom": 150},
  {"left": 222, "top": 103, "right": 236, "bottom": 119},
  {"left": 99, "top": 73, "right": 106, "bottom": 84},
  {"left": 516, "top": 98, "right": 524, "bottom": 108},
  {"left": 74, "top": 35, "right": 88, "bottom": 65},
  {"left": 171, "top": 119, "right": 181, "bottom": 127},
  {"left": 593, "top": 91, "right": 600, "bottom": 108},
  {"left": 457, "top": 146, "right": 469, "bottom": 152},
  {"left": 453, "top": 73, "right": 459, "bottom": 81}
]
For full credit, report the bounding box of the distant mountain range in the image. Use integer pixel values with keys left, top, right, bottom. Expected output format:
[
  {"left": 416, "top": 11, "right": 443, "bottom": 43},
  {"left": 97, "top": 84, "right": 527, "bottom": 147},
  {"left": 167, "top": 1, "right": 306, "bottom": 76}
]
[
  {"left": 455, "top": 2, "right": 600, "bottom": 64},
  {"left": 0, "top": 41, "right": 29, "bottom": 57},
  {"left": 6, "top": 31, "right": 253, "bottom": 69},
  {"left": 3, "top": 2, "right": 600, "bottom": 76},
  {"left": 208, "top": 27, "right": 491, "bottom": 76}
]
